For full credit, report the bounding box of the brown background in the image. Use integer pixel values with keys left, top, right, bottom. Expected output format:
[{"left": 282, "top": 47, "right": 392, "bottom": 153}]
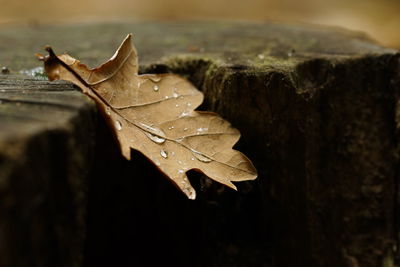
[{"left": 0, "top": 0, "right": 399, "bottom": 48}]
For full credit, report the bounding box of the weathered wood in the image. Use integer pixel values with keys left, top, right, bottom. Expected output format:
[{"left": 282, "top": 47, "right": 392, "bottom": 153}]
[
  {"left": 0, "top": 22, "right": 399, "bottom": 267},
  {"left": 0, "top": 75, "right": 95, "bottom": 267}
]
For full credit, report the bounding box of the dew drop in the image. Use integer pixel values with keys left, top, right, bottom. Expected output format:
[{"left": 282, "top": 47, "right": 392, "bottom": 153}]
[
  {"left": 196, "top": 127, "right": 208, "bottom": 134},
  {"left": 141, "top": 125, "right": 167, "bottom": 144},
  {"left": 172, "top": 92, "right": 179, "bottom": 98},
  {"left": 153, "top": 85, "right": 159, "bottom": 91},
  {"left": 106, "top": 107, "right": 111, "bottom": 115},
  {"left": 175, "top": 104, "right": 179, "bottom": 107},
  {"left": 168, "top": 126, "right": 174, "bottom": 130},
  {"left": 180, "top": 112, "right": 189, "bottom": 117},
  {"left": 139, "top": 123, "right": 166, "bottom": 137},
  {"left": 115, "top": 120, "right": 122, "bottom": 131},
  {"left": 160, "top": 149, "right": 168, "bottom": 158},
  {"left": 191, "top": 150, "right": 212, "bottom": 163},
  {"left": 178, "top": 169, "right": 184, "bottom": 174},
  {"left": 149, "top": 75, "right": 162, "bottom": 83},
  {"left": 187, "top": 102, "right": 192, "bottom": 107},
  {"left": 191, "top": 157, "right": 195, "bottom": 161},
  {"left": 145, "top": 133, "right": 166, "bottom": 144}
]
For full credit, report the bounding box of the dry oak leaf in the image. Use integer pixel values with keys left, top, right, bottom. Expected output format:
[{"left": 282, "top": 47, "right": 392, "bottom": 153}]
[{"left": 38, "top": 34, "right": 257, "bottom": 199}]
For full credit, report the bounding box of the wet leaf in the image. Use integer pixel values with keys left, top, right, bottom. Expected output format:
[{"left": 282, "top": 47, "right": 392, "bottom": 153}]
[{"left": 37, "top": 34, "right": 257, "bottom": 199}]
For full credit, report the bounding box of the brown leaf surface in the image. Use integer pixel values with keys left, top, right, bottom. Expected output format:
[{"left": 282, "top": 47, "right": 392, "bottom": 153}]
[{"left": 38, "top": 34, "right": 257, "bottom": 199}]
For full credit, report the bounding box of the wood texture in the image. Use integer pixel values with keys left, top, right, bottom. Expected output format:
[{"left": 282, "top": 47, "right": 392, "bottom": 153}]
[
  {"left": 0, "top": 75, "right": 94, "bottom": 267},
  {"left": 0, "top": 21, "right": 399, "bottom": 267}
]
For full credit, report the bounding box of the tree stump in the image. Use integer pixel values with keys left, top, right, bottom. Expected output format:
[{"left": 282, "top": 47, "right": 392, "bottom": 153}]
[{"left": 0, "top": 22, "right": 399, "bottom": 267}]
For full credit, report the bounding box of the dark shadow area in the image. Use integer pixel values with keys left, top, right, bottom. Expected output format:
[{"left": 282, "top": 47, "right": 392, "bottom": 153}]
[{"left": 83, "top": 115, "right": 274, "bottom": 267}]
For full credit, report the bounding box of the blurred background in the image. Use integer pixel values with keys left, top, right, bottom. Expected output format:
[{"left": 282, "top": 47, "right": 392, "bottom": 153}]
[{"left": 0, "top": 0, "right": 399, "bottom": 48}]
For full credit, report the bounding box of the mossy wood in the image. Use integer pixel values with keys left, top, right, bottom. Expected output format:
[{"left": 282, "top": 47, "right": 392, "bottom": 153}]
[{"left": 0, "top": 22, "right": 399, "bottom": 267}]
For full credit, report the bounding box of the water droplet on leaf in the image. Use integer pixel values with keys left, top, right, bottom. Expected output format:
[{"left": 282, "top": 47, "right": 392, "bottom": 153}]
[
  {"left": 191, "top": 150, "right": 212, "bottom": 163},
  {"left": 115, "top": 120, "right": 122, "bottom": 130},
  {"left": 153, "top": 85, "right": 159, "bottom": 91},
  {"left": 139, "top": 123, "right": 166, "bottom": 137},
  {"left": 146, "top": 133, "right": 166, "bottom": 144},
  {"left": 180, "top": 112, "right": 189, "bottom": 117},
  {"left": 149, "top": 75, "right": 162, "bottom": 83},
  {"left": 160, "top": 149, "right": 168, "bottom": 158},
  {"left": 140, "top": 124, "right": 167, "bottom": 144}
]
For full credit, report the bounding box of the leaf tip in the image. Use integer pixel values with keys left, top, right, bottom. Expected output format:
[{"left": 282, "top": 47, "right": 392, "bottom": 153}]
[
  {"left": 187, "top": 189, "right": 196, "bottom": 200},
  {"left": 125, "top": 33, "right": 133, "bottom": 43},
  {"left": 43, "top": 45, "right": 57, "bottom": 58},
  {"left": 227, "top": 182, "right": 238, "bottom": 191},
  {"left": 35, "top": 53, "right": 45, "bottom": 61},
  {"left": 180, "top": 182, "right": 196, "bottom": 200}
]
